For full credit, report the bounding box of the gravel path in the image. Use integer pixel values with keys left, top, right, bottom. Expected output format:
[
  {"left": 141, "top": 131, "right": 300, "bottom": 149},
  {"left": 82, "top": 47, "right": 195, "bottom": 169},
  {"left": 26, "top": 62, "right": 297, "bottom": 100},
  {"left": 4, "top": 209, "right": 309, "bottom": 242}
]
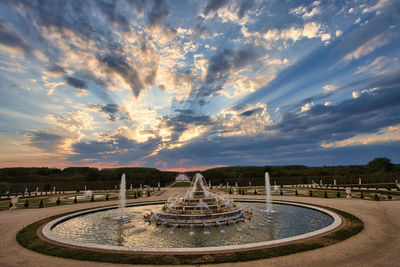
[{"left": 0, "top": 189, "right": 399, "bottom": 267}]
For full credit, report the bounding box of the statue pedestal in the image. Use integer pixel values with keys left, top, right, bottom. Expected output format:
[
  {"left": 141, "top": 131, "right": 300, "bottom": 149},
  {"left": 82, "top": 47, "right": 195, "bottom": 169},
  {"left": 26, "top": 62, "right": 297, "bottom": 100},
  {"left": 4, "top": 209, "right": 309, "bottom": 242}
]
[{"left": 345, "top": 187, "right": 352, "bottom": 199}]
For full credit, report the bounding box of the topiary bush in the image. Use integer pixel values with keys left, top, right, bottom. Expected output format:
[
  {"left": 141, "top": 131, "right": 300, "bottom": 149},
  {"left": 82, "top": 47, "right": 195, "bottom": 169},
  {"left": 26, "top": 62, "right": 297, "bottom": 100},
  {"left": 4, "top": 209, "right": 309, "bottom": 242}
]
[{"left": 24, "top": 199, "right": 29, "bottom": 208}]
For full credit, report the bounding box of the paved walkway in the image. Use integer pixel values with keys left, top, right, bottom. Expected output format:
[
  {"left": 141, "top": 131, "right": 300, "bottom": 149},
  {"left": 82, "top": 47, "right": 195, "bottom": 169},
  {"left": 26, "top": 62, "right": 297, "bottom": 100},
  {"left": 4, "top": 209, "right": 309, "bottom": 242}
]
[{"left": 0, "top": 188, "right": 399, "bottom": 267}]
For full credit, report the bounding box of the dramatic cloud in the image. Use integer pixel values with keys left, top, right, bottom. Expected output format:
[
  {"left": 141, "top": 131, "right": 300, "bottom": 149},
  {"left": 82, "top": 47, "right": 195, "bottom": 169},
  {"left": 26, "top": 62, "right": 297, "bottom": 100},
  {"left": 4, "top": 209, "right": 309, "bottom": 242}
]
[
  {"left": 65, "top": 76, "right": 87, "bottom": 89},
  {"left": 88, "top": 104, "right": 130, "bottom": 121},
  {"left": 0, "top": 0, "right": 399, "bottom": 169},
  {"left": 97, "top": 53, "right": 143, "bottom": 96}
]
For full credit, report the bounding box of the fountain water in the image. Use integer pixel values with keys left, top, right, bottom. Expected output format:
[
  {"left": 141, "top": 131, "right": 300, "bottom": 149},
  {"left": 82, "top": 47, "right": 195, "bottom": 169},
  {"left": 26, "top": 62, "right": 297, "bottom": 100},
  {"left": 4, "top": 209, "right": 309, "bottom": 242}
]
[
  {"left": 120, "top": 174, "right": 126, "bottom": 214},
  {"left": 112, "top": 174, "right": 129, "bottom": 220},
  {"left": 263, "top": 172, "right": 274, "bottom": 213}
]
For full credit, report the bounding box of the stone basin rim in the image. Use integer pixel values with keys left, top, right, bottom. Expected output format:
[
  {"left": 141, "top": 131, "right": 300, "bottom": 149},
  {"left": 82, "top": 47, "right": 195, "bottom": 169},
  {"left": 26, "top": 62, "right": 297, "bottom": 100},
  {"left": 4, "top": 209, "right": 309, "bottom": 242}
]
[{"left": 41, "top": 200, "right": 342, "bottom": 253}]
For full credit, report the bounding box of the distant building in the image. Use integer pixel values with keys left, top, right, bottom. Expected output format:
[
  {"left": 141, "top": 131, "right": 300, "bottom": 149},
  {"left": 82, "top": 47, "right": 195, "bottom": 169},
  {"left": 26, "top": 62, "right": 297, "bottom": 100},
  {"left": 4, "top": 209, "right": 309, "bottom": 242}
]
[{"left": 175, "top": 174, "right": 190, "bottom": 182}]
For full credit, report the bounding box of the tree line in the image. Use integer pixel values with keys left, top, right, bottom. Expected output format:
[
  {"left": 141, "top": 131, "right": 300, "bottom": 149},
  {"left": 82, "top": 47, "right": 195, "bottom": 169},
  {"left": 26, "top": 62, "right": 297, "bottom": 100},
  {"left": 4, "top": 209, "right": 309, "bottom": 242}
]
[{"left": 0, "top": 158, "right": 398, "bottom": 193}]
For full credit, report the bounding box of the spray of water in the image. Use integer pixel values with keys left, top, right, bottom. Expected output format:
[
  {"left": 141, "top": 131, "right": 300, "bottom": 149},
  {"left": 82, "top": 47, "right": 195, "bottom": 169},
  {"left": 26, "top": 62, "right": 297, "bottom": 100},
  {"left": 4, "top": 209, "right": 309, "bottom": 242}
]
[
  {"left": 120, "top": 174, "right": 126, "bottom": 216},
  {"left": 265, "top": 172, "right": 273, "bottom": 213}
]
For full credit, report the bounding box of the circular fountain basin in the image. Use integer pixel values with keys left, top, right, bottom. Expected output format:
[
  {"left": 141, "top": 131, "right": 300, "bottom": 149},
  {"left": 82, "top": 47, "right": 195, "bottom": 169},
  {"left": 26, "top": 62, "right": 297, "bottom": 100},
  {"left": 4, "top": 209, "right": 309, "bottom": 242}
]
[{"left": 42, "top": 200, "right": 341, "bottom": 252}]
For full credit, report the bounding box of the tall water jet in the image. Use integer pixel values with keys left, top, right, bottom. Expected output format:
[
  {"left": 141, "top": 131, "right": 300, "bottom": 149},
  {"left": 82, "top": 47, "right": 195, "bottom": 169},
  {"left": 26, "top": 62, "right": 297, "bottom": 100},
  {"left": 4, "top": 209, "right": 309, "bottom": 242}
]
[
  {"left": 120, "top": 174, "right": 126, "bottom": 215},
  {"left": 264, "top": 172, "right": 273, "bottom": 213}
]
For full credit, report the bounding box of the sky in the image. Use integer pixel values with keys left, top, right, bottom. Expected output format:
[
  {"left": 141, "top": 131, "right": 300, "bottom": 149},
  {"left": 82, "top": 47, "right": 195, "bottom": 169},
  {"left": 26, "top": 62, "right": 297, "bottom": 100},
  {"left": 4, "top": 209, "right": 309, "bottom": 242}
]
[{"left": 0, "top": 0, "right": 399, "bottom": 171}]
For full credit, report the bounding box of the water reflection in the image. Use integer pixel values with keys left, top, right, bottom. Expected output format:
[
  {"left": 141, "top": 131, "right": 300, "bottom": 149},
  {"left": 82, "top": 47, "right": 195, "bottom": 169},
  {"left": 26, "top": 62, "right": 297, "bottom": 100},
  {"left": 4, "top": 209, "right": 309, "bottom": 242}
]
[{"left": 52, "top": 203, "right": 333, "bottom": 248}]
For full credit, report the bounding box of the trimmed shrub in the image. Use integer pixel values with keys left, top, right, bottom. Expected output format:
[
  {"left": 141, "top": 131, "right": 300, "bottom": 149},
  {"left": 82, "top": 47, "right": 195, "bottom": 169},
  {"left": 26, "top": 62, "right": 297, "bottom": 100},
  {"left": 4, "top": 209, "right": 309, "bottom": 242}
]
[{"left": 24, "top": 199, "right": 29, "bottom": 208}]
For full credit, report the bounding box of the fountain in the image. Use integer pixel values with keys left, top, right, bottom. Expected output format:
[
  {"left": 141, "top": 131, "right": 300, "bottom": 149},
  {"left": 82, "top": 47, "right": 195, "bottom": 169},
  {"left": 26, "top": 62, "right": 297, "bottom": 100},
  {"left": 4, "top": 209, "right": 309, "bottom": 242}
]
[
  {"left": 120, "top": 174, "right": 126, "bottom": 214},
  {"left": 149, "top": 173, "right": 247, "bottom": 226},
  {"left": 42, "top": 172, "right": 342, "bottom": 255},
  {"left": 262, "top": 172, "right": 274, "bottom": 213},
  {"left": 112, "top": 174, "right": 129, "bottom": 220}
]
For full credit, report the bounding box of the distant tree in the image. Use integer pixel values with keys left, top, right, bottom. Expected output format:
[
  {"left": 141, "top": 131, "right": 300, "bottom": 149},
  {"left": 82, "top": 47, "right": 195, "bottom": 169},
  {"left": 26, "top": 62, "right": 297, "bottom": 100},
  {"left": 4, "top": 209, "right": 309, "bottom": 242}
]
[{"left": 367, "top": 158, "right": 393, "bottom": 172}]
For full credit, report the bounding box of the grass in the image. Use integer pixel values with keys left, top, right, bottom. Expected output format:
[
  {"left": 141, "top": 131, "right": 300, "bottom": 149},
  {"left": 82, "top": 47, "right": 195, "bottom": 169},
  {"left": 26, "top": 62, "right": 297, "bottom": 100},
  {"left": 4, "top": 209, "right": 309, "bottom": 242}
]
[
  {"left": 17, "top": 203, "right": 363, "bottom": 265},
  {"left": 171, "top": 182, "right": 191, "bottom": 187},
  {"left": 0, "top": 200, "right": 11, "bottom": 211}
]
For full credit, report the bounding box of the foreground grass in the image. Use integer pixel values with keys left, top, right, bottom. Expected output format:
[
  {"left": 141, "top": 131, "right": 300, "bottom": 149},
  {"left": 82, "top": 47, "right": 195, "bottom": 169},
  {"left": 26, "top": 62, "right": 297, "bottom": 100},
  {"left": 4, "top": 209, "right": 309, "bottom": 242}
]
[{"left": 17, "top": 203, "right": 363, "bottom": 265}]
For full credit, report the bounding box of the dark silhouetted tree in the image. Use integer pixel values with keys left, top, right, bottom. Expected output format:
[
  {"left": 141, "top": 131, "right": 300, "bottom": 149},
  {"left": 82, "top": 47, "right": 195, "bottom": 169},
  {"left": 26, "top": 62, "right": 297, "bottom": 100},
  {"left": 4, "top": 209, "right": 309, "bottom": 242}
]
[{"left": 367, "top": 158, "right": 393, "bottom": 172}]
